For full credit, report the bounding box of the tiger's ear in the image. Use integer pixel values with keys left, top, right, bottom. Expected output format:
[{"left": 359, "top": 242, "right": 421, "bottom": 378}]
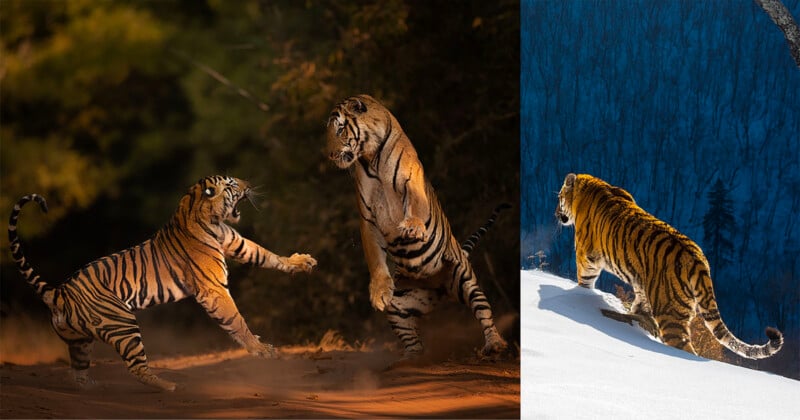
[
  {"left": 564, "top": 173, "right": 576, "bottom": 188},
  {"left": 350, "top": 98, "right": 367, "bottom": 114}
]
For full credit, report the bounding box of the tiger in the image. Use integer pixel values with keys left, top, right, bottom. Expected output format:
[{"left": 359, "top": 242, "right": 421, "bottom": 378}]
[
  {"left": 555, "top": 172, "right": 783, "bottom": 359},
  {"left": 325, "top": 94, "right": 508, "bottom": 359},
  {"left": 7, "top": 175, "right": 318, "bottom": 391}
]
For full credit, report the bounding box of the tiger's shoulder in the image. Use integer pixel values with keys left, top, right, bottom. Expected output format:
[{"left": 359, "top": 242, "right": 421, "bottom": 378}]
[{"left": 558, "top": 173, "right": 705, "bottom": 258}]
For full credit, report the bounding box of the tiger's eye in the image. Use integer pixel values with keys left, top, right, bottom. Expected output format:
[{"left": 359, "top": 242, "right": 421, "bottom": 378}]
[{"left": 204, "top": 188, "right": 215, "bottom": 197}]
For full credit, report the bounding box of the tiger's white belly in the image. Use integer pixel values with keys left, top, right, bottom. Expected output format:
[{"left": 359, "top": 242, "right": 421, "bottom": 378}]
[{"left": 357, "top": 178, "right": 444, "bottom": 279}]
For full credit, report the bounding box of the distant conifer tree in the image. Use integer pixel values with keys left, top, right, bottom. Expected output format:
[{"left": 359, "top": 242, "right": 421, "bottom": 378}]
[{"left": 703, "top": 178, "right": 737, "bottom": 271}]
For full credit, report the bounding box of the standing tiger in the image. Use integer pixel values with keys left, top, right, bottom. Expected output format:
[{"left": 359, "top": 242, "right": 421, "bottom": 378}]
[
  {"left": 7, "top": 176, "right": 317, "bottom": 391},
  {"left": 555, "top": 173, "right": 783, "bottom": 359},
  {"left": 326, "top": 94, "right": 508, "bottom": 359}
]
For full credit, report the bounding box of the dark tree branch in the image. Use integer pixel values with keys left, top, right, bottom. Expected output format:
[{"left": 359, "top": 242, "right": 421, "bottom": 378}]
[
  {"left": 754, "top": 0, "right": 800, "bottom": 68},
  {"left": 170, "top": 49, "right": 270, "bottom": 113}
]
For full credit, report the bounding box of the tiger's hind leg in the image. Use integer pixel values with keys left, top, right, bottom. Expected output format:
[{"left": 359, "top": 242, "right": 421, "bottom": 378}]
[
  {"left": 386, "top": 286, "right": 445, "bottom": 358},
  {"left": 52, "top": 304, "right": 99, "bottom": 389},
  {"left": 655, "top": 313, "right": 697, "bottom": 355},
  {"left": 85, "top": 300, "right": 176, "bottom": 391},
  {"left": 66, "top": 337, "right": 95, "bottom": 389},
  {"left": 100, "top": 322, "right": 177, "bottom": 391},
  {"left": 445, "top": 256, "right": 508, "bottom": 358}
]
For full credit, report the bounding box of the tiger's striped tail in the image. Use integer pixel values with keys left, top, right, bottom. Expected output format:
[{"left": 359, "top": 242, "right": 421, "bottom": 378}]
[
  {"left": 8, "top": 194, "right": 53, "bottom": 299},
  {"left": 700, "top": 300, "right": 783, "bottom": 360},
  {"left": 461, "top": 203, "right": 511, "bottom": 256}
]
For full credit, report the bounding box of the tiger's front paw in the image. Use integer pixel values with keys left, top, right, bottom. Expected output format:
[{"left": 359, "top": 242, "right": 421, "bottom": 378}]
[
  {"left": 398, "top": 217, "right": 426, "bottom": 241},
  {"left": 249, "top": 342, "right": 278, "bottom": 359},
  {"left": 480, "top": 332, "right": 509, "bottom": 359},
  {"left": 284, "top": 253, "right": 317, "bottom": 274},
  {"left": 369, "top": 277, "right": 394, "bottom": 312},
  {"left": 71, "top": 369, "right": 97, "bottom": 390}
]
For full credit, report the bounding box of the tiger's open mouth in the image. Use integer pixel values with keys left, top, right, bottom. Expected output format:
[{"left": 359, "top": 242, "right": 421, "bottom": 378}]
[{"left": 228, "top": 191, "right": 250, "bottom": 222}]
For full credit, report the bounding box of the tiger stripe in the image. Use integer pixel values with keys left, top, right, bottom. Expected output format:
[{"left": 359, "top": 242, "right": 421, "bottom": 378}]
[
  {"left": 556, "top": 173, "right": 783, "bottom": 359},
  {"left": 327, "top": 94, "right": 508, "bottom": 359},
  {"left": 7, "top": 176, "right": 317, "bottom": 391}
]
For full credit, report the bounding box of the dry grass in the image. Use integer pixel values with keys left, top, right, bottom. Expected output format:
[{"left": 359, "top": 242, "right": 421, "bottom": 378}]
[{"left": 613, "top": 284, "right": 634, "bottom": 310}]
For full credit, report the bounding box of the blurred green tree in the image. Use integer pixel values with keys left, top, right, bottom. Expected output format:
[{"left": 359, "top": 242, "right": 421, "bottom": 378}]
[
  {"left": 1, "top": 0, "right": 519, "bottom": 348},
  {"left": 1, "top": 0, "right": 189, "bottom": 238}
]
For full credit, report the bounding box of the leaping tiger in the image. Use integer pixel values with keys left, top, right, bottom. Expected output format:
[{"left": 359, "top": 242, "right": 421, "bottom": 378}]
[
  {"left": 7, "top": 176, "right": 317, "bottom": 391},
  {"left": 326, "top": 94, "right": 509, "bottom": 359},
  {"left": 555, "top": 173, "right": 783, "bottom": 359}
]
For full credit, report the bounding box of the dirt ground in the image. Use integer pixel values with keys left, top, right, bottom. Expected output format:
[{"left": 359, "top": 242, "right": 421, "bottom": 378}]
[
  {"left": 0, "top": 347, "right": 518, "bottom": 418},
  {"left": 0, "top": 314, "right": 519, "bottom": 419}
]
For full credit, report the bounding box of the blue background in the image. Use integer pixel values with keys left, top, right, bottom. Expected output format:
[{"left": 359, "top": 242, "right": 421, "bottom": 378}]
[{"left": 521, "top": 0, "right": 800, "bottom": 377}]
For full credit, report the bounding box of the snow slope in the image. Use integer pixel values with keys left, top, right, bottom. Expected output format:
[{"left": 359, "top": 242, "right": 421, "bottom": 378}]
[{"left": 521, "top": 270, "right": 800, "bottom": 419}]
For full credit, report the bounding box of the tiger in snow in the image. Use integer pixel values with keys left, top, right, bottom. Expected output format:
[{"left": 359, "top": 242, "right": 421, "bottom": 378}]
[
  {"left": 555, "top": 172, "right": 783, "bottom": 359},
  {"left": 326, "top": 94, "right": 509, "bottom": 359},
  {"left": 8, "top": 175, "right": 317, "bottom": 391}
]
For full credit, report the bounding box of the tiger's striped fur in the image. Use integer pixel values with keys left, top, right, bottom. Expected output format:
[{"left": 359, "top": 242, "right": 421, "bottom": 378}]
[
  {"left": 326, "top": 94, "right": 508, "bottom": 358},
  {"left": 555, "top": 173, "right": 783, "bottom": 359},
  {"left": 7, "top": 176, "right": 317, "bottom": 391}
]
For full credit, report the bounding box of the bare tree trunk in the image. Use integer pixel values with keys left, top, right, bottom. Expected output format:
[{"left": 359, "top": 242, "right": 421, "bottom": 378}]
[{"left": 754, "top": 0, "right": 800, "bottom": 68}]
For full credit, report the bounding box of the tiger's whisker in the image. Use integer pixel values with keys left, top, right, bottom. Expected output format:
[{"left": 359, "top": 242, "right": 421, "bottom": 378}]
[{"left": 244, "top": 186, "right": 263, "bottom": 211}]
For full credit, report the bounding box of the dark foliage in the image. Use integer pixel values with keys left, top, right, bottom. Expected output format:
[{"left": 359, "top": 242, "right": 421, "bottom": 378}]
[{"left": 1, "top": 0, "right": 519, "bottom": 349}]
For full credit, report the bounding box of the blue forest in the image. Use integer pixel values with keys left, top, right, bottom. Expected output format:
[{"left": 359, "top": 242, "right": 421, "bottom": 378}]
[{"left": 521, "top": 0, "right": 799, "bottom": 378}]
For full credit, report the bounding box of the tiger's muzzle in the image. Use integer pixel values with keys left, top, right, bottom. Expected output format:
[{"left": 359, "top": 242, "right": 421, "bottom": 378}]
[
  {"left": 555, "top": 207, "right": 571, "bottom": 225},
  {"left": 329, "top": 150, "right": 356, "bottom": 169}
]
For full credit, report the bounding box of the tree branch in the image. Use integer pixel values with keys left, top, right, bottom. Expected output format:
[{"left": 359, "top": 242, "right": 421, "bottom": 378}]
[
  {"left": 170, "top": 49, "right": 270, "bottom": 113},
  {"left": 754, "top": 0, "right": 800, "bottom": 68}
]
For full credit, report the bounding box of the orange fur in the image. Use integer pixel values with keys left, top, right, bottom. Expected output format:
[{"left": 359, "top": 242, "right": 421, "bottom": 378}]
[
  {"left": 556, "top": 173, "right": 782, "bottom": 359},
  {"left": 8, "top": 176, "right": 317, "bottom": 390}
]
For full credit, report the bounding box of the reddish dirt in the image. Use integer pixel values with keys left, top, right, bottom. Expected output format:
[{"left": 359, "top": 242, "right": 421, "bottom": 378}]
[
  {"left": 0, "top": 302, "right": 519, "bottom": 418},
  {"left": 0, "top": 345, "right": 518, "bottom": 418}
]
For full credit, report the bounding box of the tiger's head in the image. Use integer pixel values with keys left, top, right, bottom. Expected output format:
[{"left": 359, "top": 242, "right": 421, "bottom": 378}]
[
  {"left": 556, "top": 173, "right": 636, "bottom": 226},
  {"left": 326, "top": 94, "right": 395, "bottom": 169},
  {"left": 555, "top": 173, "right": 578, "bottom": 226},
  {"left": 188, "top": 175, "right": 251, "bottom": 225}
]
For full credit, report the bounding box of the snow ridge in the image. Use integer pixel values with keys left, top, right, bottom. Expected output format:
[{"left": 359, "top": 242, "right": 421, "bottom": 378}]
[{"left": 521, "top": 270, "right": 799, "bottom": 419}]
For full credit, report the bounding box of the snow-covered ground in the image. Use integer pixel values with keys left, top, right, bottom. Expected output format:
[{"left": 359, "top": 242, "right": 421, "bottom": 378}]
[{"left": 521, "top": 269, "right": 800, "bottom": 419}]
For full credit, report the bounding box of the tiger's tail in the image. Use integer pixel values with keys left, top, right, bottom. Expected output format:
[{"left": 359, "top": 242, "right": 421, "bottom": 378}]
[
  {"left": 698, "top": 291, "right": 783, "bottom": 360},
  {"left": 461, "top": 203, "right": 511, "bottom": 256},
  {"left": 8, "top": 194, "right": 54, "bottom": 300}
]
